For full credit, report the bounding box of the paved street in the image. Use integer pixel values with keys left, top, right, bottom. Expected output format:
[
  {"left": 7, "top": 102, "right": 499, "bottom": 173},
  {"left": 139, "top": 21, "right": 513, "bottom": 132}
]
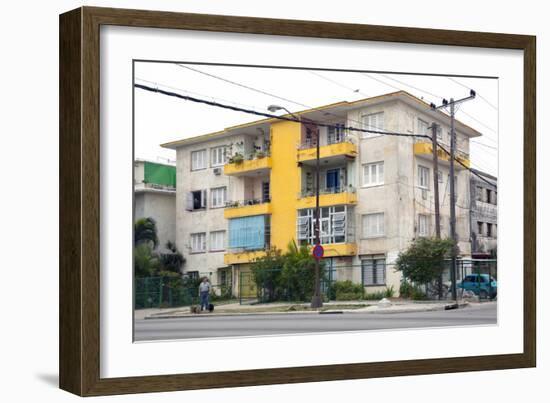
[{"left": 134, "top": 302, "right": 497, "bottom": 341}]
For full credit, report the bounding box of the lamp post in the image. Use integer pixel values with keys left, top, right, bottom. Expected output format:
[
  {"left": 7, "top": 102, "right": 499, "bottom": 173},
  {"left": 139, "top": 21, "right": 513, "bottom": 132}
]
[{"left": 268, "top": 105, "right": 323, "bottom": 308}]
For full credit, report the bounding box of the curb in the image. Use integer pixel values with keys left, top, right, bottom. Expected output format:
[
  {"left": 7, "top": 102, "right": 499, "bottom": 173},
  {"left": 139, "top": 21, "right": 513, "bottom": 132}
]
[{"left": 143, "top": 302, "right": 470, "bottom": 320}]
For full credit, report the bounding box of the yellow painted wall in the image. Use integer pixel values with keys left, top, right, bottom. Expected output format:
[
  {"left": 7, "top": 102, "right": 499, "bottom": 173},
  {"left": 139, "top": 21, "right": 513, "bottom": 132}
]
[{"left": 269, "top": 121, "right": 302, "bottom": 252}]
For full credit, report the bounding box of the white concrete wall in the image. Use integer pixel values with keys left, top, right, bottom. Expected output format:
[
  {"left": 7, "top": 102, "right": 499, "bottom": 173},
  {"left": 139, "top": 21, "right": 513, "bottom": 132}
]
[{"left": 134, "top": 191, "right": 176, "bottom": 254}]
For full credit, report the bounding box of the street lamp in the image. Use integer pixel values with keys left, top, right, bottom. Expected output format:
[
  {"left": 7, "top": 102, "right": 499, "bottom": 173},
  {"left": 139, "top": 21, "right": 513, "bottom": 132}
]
[{"left": 267, "top": 104, "right": 323, "bottom": 308}]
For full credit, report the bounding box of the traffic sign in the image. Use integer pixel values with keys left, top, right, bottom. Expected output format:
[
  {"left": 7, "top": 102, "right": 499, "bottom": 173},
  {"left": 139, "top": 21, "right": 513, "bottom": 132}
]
[{"left": 312, "top": 244, "right": 324, "bottom": 260}]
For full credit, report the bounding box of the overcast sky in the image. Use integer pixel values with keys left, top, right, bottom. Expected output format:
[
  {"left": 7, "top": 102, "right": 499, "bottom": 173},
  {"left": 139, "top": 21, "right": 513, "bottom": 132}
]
[{"left": 134, "top": 62, "right": 498, "bottom": 176}]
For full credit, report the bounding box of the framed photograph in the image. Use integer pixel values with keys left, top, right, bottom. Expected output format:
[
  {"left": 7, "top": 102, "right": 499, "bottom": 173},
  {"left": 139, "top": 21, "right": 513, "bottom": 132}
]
[{"left": 59, "top": 6, "right": 536, "bottom": 396}]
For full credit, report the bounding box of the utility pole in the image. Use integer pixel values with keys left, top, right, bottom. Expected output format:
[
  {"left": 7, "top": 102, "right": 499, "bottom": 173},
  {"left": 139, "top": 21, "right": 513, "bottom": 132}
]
[
  {"left": 449, "top": 99, "right": 458, "bottom": 302},
  {"left": 431, "top": 122, "right": 442, "bottom": 299},
  {"left": 430, "top": 90, "right": 476, "bottom": 304},
  {"left": 431, "top": 123, "right": 441, "bottom": 239},
  {"left": 311, "top": 122, "right": 323, "bottom": 308}
]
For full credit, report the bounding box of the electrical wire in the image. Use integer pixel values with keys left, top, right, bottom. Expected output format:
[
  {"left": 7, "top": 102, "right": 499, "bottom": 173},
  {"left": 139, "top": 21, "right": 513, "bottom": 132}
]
[{"left": 135, "top": 82, "right": 495, "bottom": 186}]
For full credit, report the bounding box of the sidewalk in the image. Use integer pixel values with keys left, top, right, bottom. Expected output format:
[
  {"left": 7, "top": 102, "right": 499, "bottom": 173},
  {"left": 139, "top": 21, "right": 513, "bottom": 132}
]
[{"left": 138, "top": 299, "right": 479, "bottom": 320}]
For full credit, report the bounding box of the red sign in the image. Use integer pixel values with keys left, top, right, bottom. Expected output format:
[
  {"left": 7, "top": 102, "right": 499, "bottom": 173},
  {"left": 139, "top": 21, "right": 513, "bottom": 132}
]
[{"left": 312, "top": 244, "right": 324, "bottom": 260}]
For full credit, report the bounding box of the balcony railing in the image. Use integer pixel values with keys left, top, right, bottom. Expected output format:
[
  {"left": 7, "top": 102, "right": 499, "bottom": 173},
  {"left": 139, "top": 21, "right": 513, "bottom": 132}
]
[
  {"left": 134, "top": 182, "right": 176, "bottom": 192},
  {"left": 298, "top": 135, "right": 352, "bottom": 150},
  {"left": 225, "top": 198, "right": 271, "bottom": 208},
  {"left": 299, "top": 186, "right": 356, "bottom": 198}
]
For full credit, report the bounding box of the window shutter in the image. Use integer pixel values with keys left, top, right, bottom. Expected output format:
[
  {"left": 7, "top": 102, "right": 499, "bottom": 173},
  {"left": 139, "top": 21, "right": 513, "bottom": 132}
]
[
  {"left": 332, "top": 212, "right": 346, "bottom": 236},
  {"left": 297, "top": 216, "right": 310, "bottom": 240},
  {"left": 185, "top": 192, "right": 193, "bottom": 211},
  {"left": 201, "top": 190, "right": 207, "bottom": 208}
]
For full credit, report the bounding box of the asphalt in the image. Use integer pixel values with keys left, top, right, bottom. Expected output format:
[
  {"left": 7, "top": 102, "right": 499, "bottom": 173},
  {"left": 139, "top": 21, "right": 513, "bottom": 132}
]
[{"left": 134, "top": 302, "right": 496, "bottom": 341}]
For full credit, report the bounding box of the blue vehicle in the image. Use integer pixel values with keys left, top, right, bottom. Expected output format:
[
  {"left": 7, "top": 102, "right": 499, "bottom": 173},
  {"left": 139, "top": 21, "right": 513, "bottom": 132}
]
[{"left": 458, "top": 274, "right": 497, "bottom": 299}]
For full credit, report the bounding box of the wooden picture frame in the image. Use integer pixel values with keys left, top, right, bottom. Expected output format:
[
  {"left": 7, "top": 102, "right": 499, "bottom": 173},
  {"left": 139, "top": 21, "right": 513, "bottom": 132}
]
[{"left": 59, "top": 6, "right": 536, "bottom": 396}]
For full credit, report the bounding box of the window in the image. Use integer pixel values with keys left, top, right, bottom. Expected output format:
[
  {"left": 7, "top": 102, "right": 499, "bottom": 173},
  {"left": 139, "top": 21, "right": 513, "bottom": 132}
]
[
  {"left": 362, "top": 112, "right": 384, "bottom": 138},
  {"left": 486, "top": 189, "right": 492, "bottom": 204},
  {"left": 186, "top": 190, "right": 207, "bottom": 211},
  {"left": 190, "top": 232, "right": 206, "bottom": 253},
  {"left": 417, "top": 118, "right": 429, "bottom": 134},
  {"left": 436, "top": 126, "right": 443, "bottom": 140},
  {"left": 362, "top": 162, "right": 384, "bottom": 187},
  {"left": 191, "top": 149, "right": 207, "bottom": 171},
  {"left": 262, "top": 181, "right": 270, "bottom": 203},
  {"left": 210, "top": 230, "right": 226, "bottom": 251},
  {"left": 487, "top": 223, "right": 493, "bottom": 238},
  {"left": 418, "top": 165, "right": 430, "bottom": 189},
  {"left": 327, "top": 124, "right": 345, "bottom": 144},
  {"left": 437, "top": 170, "right": 443, "bottom": 183},
  {"left": 211, "top": 145, "right": 227, "bottom": 167},
  {"left": 229, "top": 215, "right": 269, "bottom": 251},
  {"left": 362, "top": 213, "right": 384, "bottom": 238},
  {"left": 210, "top": 187, "right": 227, "bottom": 208},
  {"left": 476, "top": 186, "right": 484, "bottom": 201},
  {"left": 298, "top": 206, "right": 350, "bottom": 245},
  {"left": 362, "top": 255, "right": 386, "bottom": 286},
  {"left": 477, "top": 221, "right": 484, "bottom": 235},
  {"left": 418, "top": 214, "right": 429, "bottom": 236}
]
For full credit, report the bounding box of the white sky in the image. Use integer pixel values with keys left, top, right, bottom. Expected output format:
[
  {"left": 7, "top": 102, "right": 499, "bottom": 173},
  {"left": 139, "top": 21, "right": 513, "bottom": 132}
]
[{"left": 134, "top": 62, "right": 498, "bottom": 176}]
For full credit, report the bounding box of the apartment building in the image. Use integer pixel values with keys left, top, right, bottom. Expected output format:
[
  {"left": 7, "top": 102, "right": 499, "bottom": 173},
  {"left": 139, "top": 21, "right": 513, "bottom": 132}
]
[
  {"left": 134, "top": 159, "right": 177, "bottom": 253},
  {"left": 162, "top": 91, "right": 481, "bottom": 295},
  {"left": 469, "top": 169, "right": 498, "bottom": 258}
]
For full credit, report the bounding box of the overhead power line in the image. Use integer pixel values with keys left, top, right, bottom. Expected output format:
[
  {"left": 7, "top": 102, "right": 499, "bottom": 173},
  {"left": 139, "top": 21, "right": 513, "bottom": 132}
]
[
  {"left": 361, "top": 72, "right": 499, "bottom": 137},
  {"left": 135, "top": 82, "right": 495, "bottom": 186},
  {"left": 135, "top": 83, "right": 428, "bottom": 139},
  {"left": 308, "top": 71, "right": 369, "bottom": 97},
  {"left": 177, "top": 64, "right": 310, "bottom": 109},
  {"left": 447, "top": 77, "right": 498, "bottom": 110}
]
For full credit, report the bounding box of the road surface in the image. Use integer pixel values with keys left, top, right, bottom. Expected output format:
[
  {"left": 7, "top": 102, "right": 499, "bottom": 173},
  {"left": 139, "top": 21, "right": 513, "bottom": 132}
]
[{"left": 134, "top": 303, "right": 496, "bottom": 341}]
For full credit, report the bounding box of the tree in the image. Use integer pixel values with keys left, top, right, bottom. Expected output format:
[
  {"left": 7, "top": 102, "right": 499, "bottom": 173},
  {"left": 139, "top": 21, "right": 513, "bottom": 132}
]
[
  {"left": 134, "top": 243, "right": 160, "bottom": 278},
  {"left": 395, "top": 237, "right": 454, "bottom": 285},
  {"left": 159, "top": 241, "right": 186, "bottom": 275},
  {"left": 134, "top": 217, "right": 159, "bottom": 249},
  {"left": 281, "top": 240, "right": 324, "bottom": 301},
  {"left": 251, "top": 248, "right": 285, "bottom": 302}
]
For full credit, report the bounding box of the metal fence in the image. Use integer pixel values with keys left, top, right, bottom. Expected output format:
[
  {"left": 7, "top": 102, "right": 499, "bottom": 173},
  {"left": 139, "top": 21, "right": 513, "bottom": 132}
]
[
  {"left": 135, "top": 276, "right": 233, "bottom": 309},
  {"left": 238, "top": 258, "right": 497, "bottom": 304}
]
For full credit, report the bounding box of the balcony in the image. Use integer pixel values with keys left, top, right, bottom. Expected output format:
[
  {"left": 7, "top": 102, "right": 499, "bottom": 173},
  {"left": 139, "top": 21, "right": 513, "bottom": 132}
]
[
  {"left": 413, "top": 142, "right": 470, "bottom": 168},
  {"left": 224, "top": 250, "right": 267, "bottom": 265},
  {"left": 297, "top": 140, "right": 357, "bottom": 164},
  {"left": 224, "top": 199, "right": 272, "bottom": 219},
  {"left": 224, "top": 154, "right": 272, "bottom": 177},
  {"left": 320, "top": 243, "right": 358, "bottom": 257},
  {"left": 297, "top": 187, "right": 357, "bottom": 209}
]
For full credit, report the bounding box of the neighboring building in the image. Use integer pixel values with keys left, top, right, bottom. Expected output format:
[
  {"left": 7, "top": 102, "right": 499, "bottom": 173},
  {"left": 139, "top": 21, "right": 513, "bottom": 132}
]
[
  {"left": 134, "top": 159, "right": 177, "bottom": 253},
  {"left": 469, "top": 169, "right": 498, "bottom": 258},
  {"left": 162, "top": 91, "right": 482, "bottom": 295}
]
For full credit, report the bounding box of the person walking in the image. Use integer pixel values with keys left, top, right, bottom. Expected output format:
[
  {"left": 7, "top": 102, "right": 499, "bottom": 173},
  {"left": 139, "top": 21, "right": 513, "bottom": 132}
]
[{"left": 199, "top": 277, "right": 211, "bottom": 312}]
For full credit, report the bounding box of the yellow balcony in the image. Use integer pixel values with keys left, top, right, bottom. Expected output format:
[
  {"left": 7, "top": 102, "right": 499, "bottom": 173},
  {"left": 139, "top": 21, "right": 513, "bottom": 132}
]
[
  {"left": 414, "top": 142, "right": 470, "bottom": 168},
  {"left": 224, "top": 202, "right": 272, "bottom": 219},
  {"left": 298, "top": 142, "right": 357, "bottom": 163},
  {"left": 224, "top": 250, "right": 267, "bottom": 265},
  {"left": 310, "top": 243, "right": 357, "bottom": 257},
  {"left": 224, "top": 157, "right": 272, "bottom": 176},
  {"left": 296, "top": 191, "right": 357, "bottom": 209}
]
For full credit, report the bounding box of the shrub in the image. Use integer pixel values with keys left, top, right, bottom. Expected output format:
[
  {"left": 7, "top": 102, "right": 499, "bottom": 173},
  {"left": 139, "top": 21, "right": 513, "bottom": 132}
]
[
  {"left": 333, "top": 280, "right": 363, "bottom": 300},
  {"left": 399, "top": 281, "right": 427, "bottom": 300},
  {"left": 395, "top": 237, "right": 454, "bottom": 284},
  {"left": 364, "top": 290, "right": 387, "bottom": 300}
]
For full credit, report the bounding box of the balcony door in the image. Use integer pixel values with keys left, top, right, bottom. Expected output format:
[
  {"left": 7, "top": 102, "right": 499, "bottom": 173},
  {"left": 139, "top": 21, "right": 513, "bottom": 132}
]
[{"left": 326, "top": 169, "right": 340, "bottom": 193}]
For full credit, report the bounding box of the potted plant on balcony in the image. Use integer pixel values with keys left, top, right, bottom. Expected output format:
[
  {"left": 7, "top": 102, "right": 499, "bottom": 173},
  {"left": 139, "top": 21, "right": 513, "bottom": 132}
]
[{"left": 229, "top": 152, "right": 244, "bottom": 164}]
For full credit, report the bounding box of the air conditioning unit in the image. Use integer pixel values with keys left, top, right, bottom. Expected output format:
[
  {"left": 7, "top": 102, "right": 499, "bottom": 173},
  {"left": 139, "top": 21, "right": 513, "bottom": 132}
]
[{"left": 213, "top": 167, "right": 222, "bottom": 175}]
